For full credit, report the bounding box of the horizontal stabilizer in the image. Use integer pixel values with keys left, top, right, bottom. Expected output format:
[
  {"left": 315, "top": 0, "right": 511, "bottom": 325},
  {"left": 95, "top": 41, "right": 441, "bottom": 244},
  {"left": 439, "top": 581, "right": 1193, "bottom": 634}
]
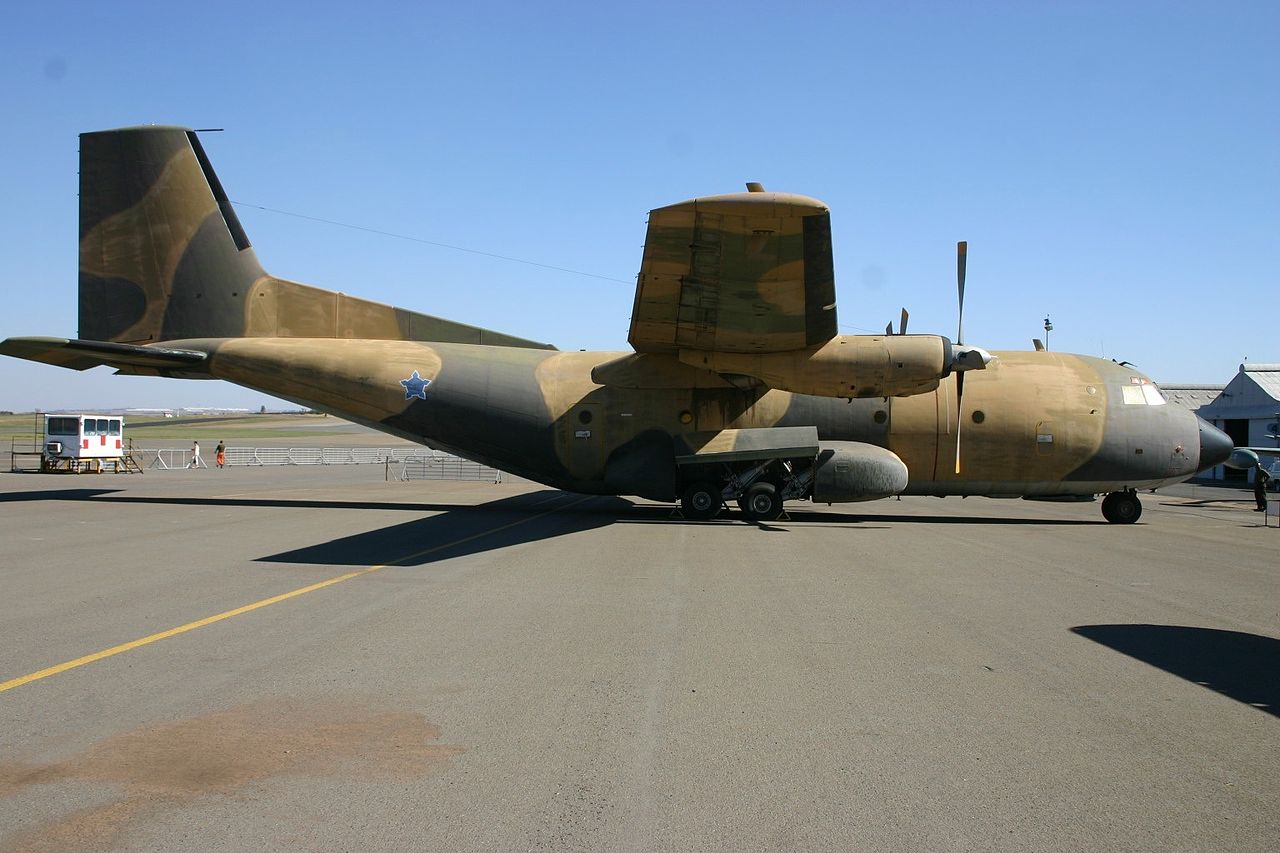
[{"left": 0, "top": 336, "right": 208, "bottom": 372}]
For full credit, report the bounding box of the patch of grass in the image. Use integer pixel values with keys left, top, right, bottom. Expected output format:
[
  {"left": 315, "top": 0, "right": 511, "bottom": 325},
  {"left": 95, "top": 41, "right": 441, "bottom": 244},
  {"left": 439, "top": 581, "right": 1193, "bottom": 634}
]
[
  {"left": 125, "top": 427, "right": 341, "bottom": 439},
  {"left": 0, "top": 414, "right": 45, "bottom": 443}
]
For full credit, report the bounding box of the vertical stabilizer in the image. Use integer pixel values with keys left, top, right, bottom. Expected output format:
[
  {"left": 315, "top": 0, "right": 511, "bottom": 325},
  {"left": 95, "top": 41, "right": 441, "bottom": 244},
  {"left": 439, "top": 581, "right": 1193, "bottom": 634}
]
[
  {"left": 76, "top": 126, "right": 553, "bottom": 350},
  {"left": 78, "top": 126, "right": 267, "bottom": 343}
]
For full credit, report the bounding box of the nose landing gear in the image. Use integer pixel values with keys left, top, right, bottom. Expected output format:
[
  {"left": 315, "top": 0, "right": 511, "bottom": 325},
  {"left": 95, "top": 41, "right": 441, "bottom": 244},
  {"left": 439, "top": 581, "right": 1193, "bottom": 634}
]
[{"left": 1101, "top": 489, "right": 1142, "bottom": 524}]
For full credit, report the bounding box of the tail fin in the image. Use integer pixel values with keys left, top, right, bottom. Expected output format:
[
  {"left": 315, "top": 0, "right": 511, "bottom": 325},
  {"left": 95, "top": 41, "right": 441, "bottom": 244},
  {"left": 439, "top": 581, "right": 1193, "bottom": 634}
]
[
  {"left": 77, "top": 126, "right": 553, "bottom": 349},
  {"left": 79, "top": 127, "right": 266, "bottom": 343}
]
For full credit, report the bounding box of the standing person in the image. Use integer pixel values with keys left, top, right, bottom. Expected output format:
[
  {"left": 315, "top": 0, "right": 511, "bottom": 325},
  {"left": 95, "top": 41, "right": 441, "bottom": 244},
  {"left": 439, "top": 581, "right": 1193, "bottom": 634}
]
[
  {"left": 1254, "top": 462, "right": 1271, "bottom": 512},
  {"left": 189, "top": 441, "right": 201, "bottom": 469},
  {"left": 215, "top": 440, "right": 226, "bottom": 469}
]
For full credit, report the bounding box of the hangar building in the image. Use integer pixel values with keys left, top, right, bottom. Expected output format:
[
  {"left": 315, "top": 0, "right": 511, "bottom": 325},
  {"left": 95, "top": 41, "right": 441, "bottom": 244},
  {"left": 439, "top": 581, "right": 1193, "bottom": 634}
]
[{"left": 1172, "top": 364, "right": 1280, "bottom": 483}]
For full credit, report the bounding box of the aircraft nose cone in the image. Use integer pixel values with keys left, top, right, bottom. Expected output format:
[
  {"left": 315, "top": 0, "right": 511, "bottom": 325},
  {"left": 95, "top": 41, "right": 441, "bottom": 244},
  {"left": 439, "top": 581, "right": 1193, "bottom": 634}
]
[{"left": 1196, "top": 417, "right": 1233, "bottom": 471}]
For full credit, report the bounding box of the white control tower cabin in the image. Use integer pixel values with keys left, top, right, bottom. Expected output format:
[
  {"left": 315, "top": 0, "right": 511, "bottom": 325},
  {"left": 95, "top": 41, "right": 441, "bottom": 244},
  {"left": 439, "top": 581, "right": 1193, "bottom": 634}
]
[{"left": 43, "top": 414, "right": 126, "bottom": 472}]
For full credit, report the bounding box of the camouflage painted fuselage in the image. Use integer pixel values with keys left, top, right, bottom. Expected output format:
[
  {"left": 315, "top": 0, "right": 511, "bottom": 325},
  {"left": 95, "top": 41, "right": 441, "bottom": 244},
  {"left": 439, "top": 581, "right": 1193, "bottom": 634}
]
[
  {"left": 1, "top": 125, "right": 1227, "bottom": 511},
  {"left": 190, "top": 337, "right": 1207, "bottom": 501}
]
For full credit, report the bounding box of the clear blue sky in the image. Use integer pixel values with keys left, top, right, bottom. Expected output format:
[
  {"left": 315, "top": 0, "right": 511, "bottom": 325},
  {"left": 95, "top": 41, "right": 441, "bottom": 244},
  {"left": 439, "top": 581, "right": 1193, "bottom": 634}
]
[{"left": 2, "top": 1, "right": 1276, "bottom": 411}]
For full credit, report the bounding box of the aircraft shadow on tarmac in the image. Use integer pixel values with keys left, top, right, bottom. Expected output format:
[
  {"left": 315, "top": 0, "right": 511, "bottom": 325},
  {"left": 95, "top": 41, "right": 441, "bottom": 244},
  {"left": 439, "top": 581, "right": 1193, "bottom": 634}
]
[
  {"left": 1072, "top": 624, "right": 1279, "bottom": 718},
  {"left": 258, "top": 492, "right": 637, "bottom": 566},
  {"left": 0, "top": 487, "right": 506, "bottom": 514},
  {"left": 0, "top": 488, "right": 1098, "bottom": 569},
  {"left": 251, "top": 496, "right": 903, "bottom": 566},
  {"left": 253, "top": 495, "right": 1098, "bottom": 566},
  {"left": 0, "top": 487, "right": 1101, "bottom": 525}
]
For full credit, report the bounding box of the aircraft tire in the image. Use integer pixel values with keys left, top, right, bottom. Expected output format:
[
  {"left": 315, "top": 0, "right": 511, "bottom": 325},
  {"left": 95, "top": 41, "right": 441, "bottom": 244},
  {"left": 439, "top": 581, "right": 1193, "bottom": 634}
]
[
  {"left": 743, "top": 482, "right": 784, "bottom": 522},
  {"left": 681, "top": 481, "right": 722, "bottom": 521},
  {"left": 1101, "top": 491, "right": 1142, "bottom": 524}
]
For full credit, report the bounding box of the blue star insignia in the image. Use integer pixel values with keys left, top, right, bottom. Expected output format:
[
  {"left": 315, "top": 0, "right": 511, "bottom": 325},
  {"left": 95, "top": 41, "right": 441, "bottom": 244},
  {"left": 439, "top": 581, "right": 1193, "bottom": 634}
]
[{"left": 399, "top": 370, "right": 432, "bottom": 400}]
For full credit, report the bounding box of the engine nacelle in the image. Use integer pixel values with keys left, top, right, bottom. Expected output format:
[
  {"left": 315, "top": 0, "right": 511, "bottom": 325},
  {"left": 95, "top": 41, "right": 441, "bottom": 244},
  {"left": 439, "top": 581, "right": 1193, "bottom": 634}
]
[
  {"left": 678, "top": 335, "right": 952, "bottom": 399},
  {"left": 811, "top": 441, "right": 908, "bottom": 502}
]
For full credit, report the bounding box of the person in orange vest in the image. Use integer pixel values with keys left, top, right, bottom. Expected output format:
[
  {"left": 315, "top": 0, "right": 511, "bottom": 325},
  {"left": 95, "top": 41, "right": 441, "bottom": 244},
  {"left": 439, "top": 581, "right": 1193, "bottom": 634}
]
[{"left": 215, "top": 440, "right": 226, "bottom": 469}]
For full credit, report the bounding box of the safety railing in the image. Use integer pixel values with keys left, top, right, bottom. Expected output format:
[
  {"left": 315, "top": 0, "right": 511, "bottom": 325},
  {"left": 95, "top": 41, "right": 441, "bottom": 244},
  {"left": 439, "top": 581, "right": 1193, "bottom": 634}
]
[
  {"left": 138, "top": 448, "right": 206, "bottom": 470},
  {"left": 9, "top": 439, "right": 44, "bottom": 473},
  {"left": 128, "top": 446, "right": 501, "bottom": 482},
  {"left": 395, "top": 454, "right": 502, "bottom": 483}
]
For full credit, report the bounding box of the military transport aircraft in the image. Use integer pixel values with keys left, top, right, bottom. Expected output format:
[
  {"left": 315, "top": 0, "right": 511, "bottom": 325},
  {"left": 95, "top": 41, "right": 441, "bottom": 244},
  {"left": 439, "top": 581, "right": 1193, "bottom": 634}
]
[{"left": 1, "top": 126, "right": 1235, "bottom": 523}]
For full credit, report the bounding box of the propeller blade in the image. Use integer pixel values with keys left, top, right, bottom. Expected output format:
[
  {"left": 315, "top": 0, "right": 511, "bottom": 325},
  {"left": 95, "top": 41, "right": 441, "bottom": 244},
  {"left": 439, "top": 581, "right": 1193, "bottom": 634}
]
[
  {"left": 899, "top": 307, "right": 909, "bottom": 336},
  {"left": 954, "top": 370, "right": 965, "bottom": 474},
  {"left": 956, "top": 241, "right": 967, "bottom": 345},
  {"left": 886, "top": 321, "right": 894, "bottom": 336}
]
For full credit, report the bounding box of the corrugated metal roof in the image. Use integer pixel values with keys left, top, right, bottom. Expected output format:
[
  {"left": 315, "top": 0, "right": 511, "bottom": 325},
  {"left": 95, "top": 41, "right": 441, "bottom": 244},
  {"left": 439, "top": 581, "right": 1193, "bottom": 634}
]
[
  {"left": 1242, "top": 364, "right": 1280, "bottom": 402},
  {"left": 1159, "top": 385, "right": 1223, "bottom": 412}
]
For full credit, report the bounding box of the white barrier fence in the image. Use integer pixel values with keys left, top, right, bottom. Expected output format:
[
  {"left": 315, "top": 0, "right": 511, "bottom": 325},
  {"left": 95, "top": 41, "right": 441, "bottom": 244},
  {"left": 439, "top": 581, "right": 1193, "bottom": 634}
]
[
  {"left": 397, "top": 455, "right": 503, "bottom": 482},
  {"left": 135, "top": 446, "right": 502, "bottom": 482}
]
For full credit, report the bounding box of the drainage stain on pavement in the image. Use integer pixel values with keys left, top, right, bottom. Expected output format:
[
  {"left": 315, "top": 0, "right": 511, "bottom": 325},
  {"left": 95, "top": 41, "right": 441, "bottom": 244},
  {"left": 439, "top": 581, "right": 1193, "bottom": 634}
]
[{"left": 0, "top": 699, "right": 464, "bottom": 851}]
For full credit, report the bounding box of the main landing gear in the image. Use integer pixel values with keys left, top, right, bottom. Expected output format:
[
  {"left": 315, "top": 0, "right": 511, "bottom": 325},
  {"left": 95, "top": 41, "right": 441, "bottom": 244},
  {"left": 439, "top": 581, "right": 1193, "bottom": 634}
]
[
  {"left": 1101, "top": 489, "right": 1142, "bottom": 524},
  {"left": 678, "top": 458, "right": 813, "bottom": 522},
  {"left": 680, "top": 480, "right": 723, "bottom": 521},
  {"left": 739, "top": 481, "right": 784, "bottom": 521}
]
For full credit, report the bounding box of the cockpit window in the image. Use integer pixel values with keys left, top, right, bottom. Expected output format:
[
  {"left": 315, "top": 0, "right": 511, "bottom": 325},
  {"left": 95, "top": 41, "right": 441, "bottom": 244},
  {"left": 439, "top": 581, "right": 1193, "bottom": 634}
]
[
  {"left": 1121, "top": 385, "right": 1145, "bottom": 405},
  {"left": 1120, "top": 376, "right": 1166, "bottom": 405}
]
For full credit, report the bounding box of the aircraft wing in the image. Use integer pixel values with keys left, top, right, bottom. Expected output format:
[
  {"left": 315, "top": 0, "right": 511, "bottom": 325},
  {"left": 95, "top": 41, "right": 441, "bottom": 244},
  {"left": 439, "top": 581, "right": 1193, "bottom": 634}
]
[
  {"left": 628, "top": 191, "right": 837, "bottom": 354},
  {"left": 0, "top": 337, "right": 209, "bottom": 374}
]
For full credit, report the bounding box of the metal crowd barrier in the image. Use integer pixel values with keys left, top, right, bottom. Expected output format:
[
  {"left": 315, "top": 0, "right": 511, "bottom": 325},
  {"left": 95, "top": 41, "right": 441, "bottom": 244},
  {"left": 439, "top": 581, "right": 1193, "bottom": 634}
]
[
  {"left": 132, "top": 446, "right": 501, "bottom": 482},
  {"left": 396, "top": 454, "right": 502, "bottom": 483},
  {"left": 139, "top": 448, "right": 202, "bottom": 470}
]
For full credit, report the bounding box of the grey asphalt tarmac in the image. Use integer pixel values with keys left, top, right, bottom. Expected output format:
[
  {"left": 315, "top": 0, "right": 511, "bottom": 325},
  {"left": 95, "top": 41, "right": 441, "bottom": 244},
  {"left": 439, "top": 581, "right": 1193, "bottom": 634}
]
[{"left": 0, "top": 466, "right": 1276, "bottom": 851}]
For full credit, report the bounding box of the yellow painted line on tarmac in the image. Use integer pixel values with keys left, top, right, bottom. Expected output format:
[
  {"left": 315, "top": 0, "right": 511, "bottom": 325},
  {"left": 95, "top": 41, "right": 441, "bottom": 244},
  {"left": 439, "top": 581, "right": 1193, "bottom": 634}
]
[{"left": 0, "top": 493, "right": 591, "bottom": 694}]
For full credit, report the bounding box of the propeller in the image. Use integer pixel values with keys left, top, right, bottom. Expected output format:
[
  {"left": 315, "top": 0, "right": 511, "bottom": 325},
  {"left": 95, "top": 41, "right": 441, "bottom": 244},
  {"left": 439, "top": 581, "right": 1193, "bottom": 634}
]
[
  {"left": 949, "top": 241, "right": 993, "bottom": 474},
  {"left": 887, "top": 243, "right": 987, "bottom": 475},
  {"left": 954, "top": 241, "right": 967, "bottom": 475}
]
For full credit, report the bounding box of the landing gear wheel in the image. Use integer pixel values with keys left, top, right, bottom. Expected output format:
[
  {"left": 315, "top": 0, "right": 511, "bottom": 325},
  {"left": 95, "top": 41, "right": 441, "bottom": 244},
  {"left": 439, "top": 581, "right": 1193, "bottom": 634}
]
[
  {"left": 681, "top": 481, "right": 722, "bottom": 521},
  {"left": 743, "top": 482, "right": 783, "bottom": 522},
  {"left": 1101, "top": 491, "right": 1142, "bottom": 524}
]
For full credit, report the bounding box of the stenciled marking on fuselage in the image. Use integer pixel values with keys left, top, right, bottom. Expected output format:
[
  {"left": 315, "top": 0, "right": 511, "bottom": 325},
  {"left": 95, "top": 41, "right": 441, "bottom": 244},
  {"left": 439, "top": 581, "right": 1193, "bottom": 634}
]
[{"left": 400, "top": 370, "right": 432, "bottom": 400}]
